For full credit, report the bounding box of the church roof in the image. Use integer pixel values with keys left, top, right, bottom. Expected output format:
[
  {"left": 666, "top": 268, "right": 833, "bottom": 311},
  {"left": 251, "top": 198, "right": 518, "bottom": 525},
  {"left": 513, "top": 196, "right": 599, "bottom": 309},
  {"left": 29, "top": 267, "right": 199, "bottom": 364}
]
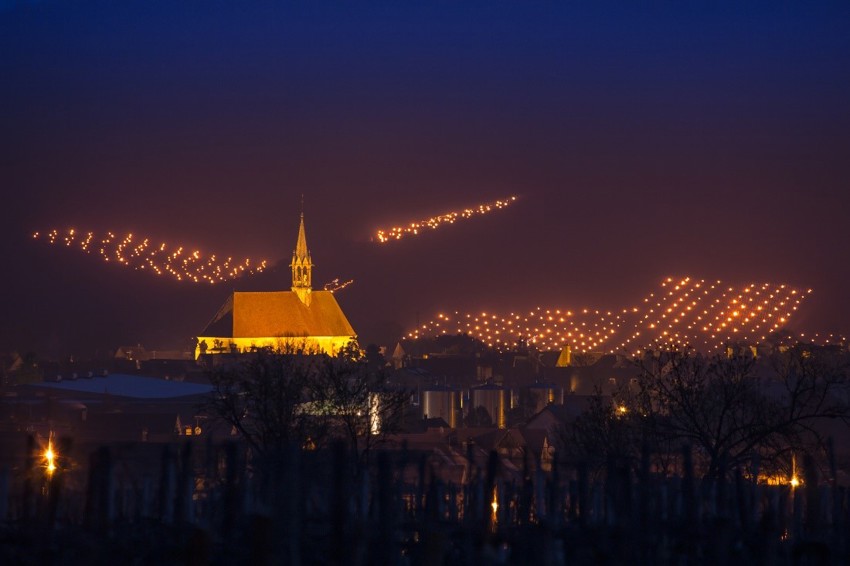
[{"left": 200, "top": 290, "right": 355, "bottom": 339}]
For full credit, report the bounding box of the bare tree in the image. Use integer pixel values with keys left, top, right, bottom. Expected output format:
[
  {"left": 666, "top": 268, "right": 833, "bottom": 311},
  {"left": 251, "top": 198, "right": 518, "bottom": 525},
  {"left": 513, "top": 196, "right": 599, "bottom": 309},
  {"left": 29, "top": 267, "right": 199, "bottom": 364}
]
[
  {"left": 560, "top": 345, "right": 850, "bottom": 482},
  {"left": 561, "top": 390, "right": 635, "bottom": 473},
  {"left": 311, "top": 343, "right": 410, "bottom": 469},
  {"left": 203, "top": 343, "right": 409, "bottom": 472},
  {"left": 202, "top": 348, "right": 325, "bottom": 460},
  {"left": 767, "top": 344, "right": 850, "bottom": 471},
  {"left": 629, "top": 345, "right": 850, "bottom": 480}
]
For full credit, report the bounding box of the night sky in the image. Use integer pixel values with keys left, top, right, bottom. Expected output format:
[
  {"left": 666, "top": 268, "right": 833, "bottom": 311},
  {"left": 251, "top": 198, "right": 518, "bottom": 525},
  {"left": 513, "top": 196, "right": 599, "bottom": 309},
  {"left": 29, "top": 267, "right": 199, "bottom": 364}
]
[{"left": 2, "top": 1, "right": 849, "bottom": 358}]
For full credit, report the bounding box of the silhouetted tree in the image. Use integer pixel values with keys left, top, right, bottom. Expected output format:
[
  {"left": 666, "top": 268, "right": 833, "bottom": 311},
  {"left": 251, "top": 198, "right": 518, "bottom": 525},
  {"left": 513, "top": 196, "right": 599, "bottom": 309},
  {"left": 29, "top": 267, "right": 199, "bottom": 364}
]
[
  {"left": 560, "top": 345, "right": 850, "bottom": 481},
  {"left": 629, "top": 345, "right": 850, "bottom": 480},
  {"left": 311, "top": 342, "right": 410, "bottom": 469},
  {"left": 364, "top": 343, "right": 385, "bottom": 376},
  {"left": 203, "top": 343, "right": 409, "bottom": 470},
  {"left": 561, "top": 389, "right": 637, "bottom": 473},
  {"left": 202, "top": 347, "right": 323, "bottom": 460}
]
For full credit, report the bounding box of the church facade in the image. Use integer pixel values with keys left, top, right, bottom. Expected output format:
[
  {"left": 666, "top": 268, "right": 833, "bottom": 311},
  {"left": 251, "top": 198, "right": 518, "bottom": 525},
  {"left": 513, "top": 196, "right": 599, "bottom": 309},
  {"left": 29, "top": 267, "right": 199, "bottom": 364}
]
[{"left": 195, "top": 213, "right": 356, "bottom": 358}]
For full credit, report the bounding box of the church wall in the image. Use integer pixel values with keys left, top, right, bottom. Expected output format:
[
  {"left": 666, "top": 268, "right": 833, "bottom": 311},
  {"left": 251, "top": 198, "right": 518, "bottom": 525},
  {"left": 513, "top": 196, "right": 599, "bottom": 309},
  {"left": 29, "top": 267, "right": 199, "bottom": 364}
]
[{"left": 195, "top": 335, "right": 354, "bottom": 359}]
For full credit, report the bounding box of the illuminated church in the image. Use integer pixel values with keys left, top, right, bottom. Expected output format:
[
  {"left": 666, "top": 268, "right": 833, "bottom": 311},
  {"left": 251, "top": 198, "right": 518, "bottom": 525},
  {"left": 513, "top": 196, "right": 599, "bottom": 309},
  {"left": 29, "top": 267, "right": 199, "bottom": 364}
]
[{"left": 195, "top": 213, "right": 356, "bottom": 358}]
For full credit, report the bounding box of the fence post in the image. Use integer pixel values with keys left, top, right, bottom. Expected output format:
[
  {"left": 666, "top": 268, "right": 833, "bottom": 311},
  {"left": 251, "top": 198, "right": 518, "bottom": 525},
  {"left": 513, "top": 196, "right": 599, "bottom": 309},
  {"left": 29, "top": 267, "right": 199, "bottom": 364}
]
[
  {"left": 222, "top": 441, "right": 239, "bottom": 539},
  {"left": 82, "top": 446, "right": 114, "bottom": 535},
  {"left": 175, "top": 441, "right": 194, "bottom": 524},
  {"left": 828, "top": 437, "right": 842, "bottom": 547},
  {"left": 22, "top": 434, "right": 36, "bottom": 523},
  {"left": 681, "top": 445, "right": 697, "bottom": 562},
  {"left": 374, "top": 450, "right": 396, "bottom": 564},
  {"left": 577, "top": 462, "right": 588, "bottom": 527},
  {"left": 416, "top": 454, "right": 426, "bottom": 522},
  {"left": 604, "top": 456, "right": 615, "bottom": 526},
  {"left": 140, "top": 475, "right": 152, "bottom": 522},
  {"left": 0, "top": 466, "right": 8, "bottom": 523},
  {"left": 715, "top": 453, "right": 727, "bottom": 519},
  {"left": 549, "top": 453, "right": 561, "bottom": 529},
  {"left": 330, "top": 442, "right": 348, "bottom": 565},
  {"left": 535, "top": 467, "right": 546, "bottom": 524},
  {"left": 485, "top": 450, "right": 499, "bottom": 530},
  {"left": 735, "top": 467, "right": 750, "bottom": 533},
  {"left": 792, "top": 481, "right": 803, "bottom": 540},
  {"left": 803, "top": 453, "right": 820, "bottom": 538},
  {"left": 682, "top": 445, "right": 695, "bottom": 517},
  {"left": 158, "top": 445, "right": 175, "bottom": 525},
  {"left": 278, "top": 443, "right": 301, "bottom": 566},
  {"left": 45, "top": 463, "right": 62, "bottom": 532}
]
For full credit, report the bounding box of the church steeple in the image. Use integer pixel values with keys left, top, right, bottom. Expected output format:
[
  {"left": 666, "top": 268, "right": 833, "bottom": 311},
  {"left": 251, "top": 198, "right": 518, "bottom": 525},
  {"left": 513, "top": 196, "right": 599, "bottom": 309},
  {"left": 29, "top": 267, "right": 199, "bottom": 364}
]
[{"left": 291, "top": 211, "right": 313, "bottom": 305}]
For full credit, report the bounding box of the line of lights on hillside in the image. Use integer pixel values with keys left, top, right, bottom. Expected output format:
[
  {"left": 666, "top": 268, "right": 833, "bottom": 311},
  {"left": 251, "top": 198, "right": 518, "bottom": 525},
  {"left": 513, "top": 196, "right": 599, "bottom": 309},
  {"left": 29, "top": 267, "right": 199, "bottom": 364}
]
[
  {"left": 323, "top": 278, "right": 354, "bottom": 293},
  {"left": 407, "top": 277, "right": 844, "bottom": 353},
  {"left": 375, "top": 196, "right": 518, "bottom": 243},
  {"left": 33, "top": 228, "right": 267, "bottom": 284}
]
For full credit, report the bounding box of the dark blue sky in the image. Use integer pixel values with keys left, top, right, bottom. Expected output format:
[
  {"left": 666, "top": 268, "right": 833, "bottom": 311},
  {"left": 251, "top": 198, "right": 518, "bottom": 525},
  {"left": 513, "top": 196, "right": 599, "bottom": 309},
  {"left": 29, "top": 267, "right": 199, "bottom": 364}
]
[{"left": 2, "top": 1, "right": 849, "bottom": 355}]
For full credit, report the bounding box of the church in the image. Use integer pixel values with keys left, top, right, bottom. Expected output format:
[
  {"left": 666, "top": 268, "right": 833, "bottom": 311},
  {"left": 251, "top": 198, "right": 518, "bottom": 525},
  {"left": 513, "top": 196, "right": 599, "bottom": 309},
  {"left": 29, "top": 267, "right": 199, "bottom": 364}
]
[{"left": 195, "top": 213, "right": 356, "bottom": 358}]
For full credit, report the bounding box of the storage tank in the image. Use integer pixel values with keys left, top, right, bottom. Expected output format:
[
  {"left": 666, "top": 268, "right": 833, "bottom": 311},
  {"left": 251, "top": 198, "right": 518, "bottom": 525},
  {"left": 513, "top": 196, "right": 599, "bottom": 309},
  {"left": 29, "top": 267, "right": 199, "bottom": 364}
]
[
  {"left": 470, "top": 383, "right": 508, "bottom": 428},
  {"left": 528, "top": 381, "right": 564, "bottom": 413},
  {"left": 420, "top": 385, "right": 461, "bottom": 428}
]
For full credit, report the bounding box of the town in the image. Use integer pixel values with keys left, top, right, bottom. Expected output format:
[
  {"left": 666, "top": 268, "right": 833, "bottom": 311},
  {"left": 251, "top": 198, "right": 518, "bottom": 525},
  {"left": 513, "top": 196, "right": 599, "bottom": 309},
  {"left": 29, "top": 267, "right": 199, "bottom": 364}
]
[
  {"left": 2, "top": 213, "right": 849, "bottom": 564},
  {"left": 3, "top": 1, "right": 849, "bottom": 564}
]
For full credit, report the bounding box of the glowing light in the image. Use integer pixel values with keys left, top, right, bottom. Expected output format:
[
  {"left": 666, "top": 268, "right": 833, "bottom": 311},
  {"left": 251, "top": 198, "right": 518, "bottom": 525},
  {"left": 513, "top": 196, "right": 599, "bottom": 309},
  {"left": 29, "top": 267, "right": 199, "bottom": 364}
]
[
  {"left": 406, "top": 277, "right": 832, "bottom": 354},
  {"left": 375, "top": 196, "right": 518, "bottom": 243},
  {"left": 33, "top": 228, "right": 267, "bottom": 284},
  {"left": 323, "top": 278, "right": 354, "bottom": 293},
  {"left": 44, "top": 438, "right": 57, "bottom": 476}
]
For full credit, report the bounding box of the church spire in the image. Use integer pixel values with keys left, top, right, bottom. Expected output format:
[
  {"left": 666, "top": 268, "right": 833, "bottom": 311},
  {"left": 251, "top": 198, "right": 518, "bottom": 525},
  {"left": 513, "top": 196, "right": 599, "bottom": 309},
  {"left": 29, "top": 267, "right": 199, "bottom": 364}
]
[
  {"left": 295, "top": 212, "right": 309, "bottom": 259},
  {"left": 291, "top": 209, "right": 313, "bottom": 305}
]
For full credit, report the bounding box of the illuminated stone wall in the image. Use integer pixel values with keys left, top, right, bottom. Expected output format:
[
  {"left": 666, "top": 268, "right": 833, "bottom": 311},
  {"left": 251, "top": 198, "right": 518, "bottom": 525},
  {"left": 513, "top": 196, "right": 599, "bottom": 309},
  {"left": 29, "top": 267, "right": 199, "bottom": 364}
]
[{"left": 195, "top": 335, "right": 353, "bottom": 358}]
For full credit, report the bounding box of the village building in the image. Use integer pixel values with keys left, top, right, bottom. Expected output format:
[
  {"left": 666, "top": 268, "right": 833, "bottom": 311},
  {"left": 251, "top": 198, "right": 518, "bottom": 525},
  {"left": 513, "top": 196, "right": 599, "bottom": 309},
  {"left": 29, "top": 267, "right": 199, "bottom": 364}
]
[{"left": 195, "top": 212, "right": 356, "bottom": 358}]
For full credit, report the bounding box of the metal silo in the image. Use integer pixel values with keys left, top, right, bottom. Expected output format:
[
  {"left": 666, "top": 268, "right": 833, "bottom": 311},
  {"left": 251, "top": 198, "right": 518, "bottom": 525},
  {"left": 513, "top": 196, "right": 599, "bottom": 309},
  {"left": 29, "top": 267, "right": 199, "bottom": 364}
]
[
  {"left": 528, "top": 381, "right": 564, "bottom": 413},
  {"left": 420, "top": 385, "right": 461, "bottom": 428},
  {"left": 470, "top": 383, "right": 508, "bottom": 428}
]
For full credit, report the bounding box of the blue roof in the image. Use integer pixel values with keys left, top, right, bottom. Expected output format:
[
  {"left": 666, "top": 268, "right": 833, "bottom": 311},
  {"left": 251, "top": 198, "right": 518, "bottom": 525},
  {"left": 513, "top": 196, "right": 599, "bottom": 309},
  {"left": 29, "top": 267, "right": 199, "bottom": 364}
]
[{"left": 33, "top": 374, "right": 212, "bottom": 399}]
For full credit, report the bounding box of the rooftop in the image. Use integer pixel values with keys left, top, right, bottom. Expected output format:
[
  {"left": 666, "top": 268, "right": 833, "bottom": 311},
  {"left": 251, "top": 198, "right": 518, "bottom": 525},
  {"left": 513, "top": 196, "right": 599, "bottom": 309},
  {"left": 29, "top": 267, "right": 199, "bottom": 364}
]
[{"left": 30, "top": 373, "right": 213, "bottom": 399}]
